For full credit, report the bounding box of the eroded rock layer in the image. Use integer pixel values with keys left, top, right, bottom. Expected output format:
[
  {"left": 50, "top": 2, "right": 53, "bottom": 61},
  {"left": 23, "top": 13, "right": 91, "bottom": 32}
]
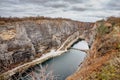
[{"left": 0, "top": 17, "right": 94, "bottom": 74}]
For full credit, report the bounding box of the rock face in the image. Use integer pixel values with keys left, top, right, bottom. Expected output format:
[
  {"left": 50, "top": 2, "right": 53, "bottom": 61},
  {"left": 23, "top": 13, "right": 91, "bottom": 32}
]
[
  {"left": 0, "top": 17, "right": 94, "bottom": 74},
  {"left": 67, "top": 17, "right": 120, "bottom": 80}
]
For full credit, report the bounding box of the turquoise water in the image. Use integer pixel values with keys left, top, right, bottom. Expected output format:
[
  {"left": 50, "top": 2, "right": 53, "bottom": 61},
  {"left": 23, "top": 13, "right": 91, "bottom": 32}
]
[
  {"left": 18, "top": 41, "right": 87, "bottom": 80},
  {"left": 41, "top": 49, "right": 86, "bottom": 80}
]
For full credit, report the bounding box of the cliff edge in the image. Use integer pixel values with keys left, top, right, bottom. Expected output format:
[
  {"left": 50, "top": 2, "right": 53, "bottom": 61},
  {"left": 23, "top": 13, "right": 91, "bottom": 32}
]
[{"left": 67, "top": 17, "right": 120, "bottom": 80}]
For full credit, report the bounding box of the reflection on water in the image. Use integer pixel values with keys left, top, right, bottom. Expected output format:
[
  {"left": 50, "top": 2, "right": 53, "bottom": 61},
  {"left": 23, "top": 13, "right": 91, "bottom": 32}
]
[{"left": 72, "top": 40, "right": 89, "bottom": 50}]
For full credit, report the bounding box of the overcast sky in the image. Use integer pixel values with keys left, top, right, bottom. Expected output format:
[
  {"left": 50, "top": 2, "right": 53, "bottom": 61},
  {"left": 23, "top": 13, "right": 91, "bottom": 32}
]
[{"left": 0, "top": 0, "right": 120, "bottom": 22}]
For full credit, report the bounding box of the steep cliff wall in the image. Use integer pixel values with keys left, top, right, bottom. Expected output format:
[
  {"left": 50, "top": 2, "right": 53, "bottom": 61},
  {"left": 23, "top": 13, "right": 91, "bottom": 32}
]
[
  {"left": 67, "top": 17, "right": 120, "bottom": 80},
  {"left": 0, "top": 17, "right": 94, "bottom": 75}
]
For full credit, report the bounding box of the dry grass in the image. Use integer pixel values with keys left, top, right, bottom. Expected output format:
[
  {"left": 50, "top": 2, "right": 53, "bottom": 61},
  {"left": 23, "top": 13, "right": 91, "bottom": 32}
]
[
  {"left": 67, "top": 17, "right": 120, "bottom": 80},
  {"left": 86, "top": 52, "right": 120, "bottom": 80}
]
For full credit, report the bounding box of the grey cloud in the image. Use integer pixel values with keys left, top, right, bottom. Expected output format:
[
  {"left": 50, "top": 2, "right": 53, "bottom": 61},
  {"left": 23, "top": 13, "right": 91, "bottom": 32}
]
[
  {"left": 108, "top": 0, "right": 120, "bottom": 6},
  {"left": 70, "top": 7, "right": 86, "bottom": 11},
  {"left": 45, "top": 4, "right": 67, "bottom": 8},
  {"left": 44, "top": 1, "right": 69, "bottom": 8},
  {"left": 0, "top": 0, "right": 119, "bottom": 22},
  {"left": 0, "top": 0, "right": 21, "bottom": 5},
  {"left": 48, "top": 4, "right": 68, "bottom": 8},
  {"left": 20, "top": 0, "right": 49, "bottom": 4},
  {"left": 106, "top": 0, "right": 120, "bottom": 10},
  {"left": 19, "top": 0, "right": 85, "bottom": 5},
  {"left": 64, "top": 0, "right": 85, "bottom": 4}
]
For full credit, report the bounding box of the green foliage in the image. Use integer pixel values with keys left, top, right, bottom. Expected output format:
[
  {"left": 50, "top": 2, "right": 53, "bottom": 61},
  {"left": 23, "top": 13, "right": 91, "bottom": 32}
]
[{"left": 97, "top": 23, "right": 109, "bottom": 36}]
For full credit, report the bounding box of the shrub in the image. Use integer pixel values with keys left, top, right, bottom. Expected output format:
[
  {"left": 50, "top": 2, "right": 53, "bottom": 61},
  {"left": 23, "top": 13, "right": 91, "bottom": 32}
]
[{"left": 97, "top": 23, "right": 109, "bottom": 37}]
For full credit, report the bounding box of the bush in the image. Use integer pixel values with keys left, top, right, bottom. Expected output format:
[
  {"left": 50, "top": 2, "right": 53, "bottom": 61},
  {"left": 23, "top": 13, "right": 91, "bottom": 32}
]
[{"left": 97, "top": 23, "right": 109, "bottom": 37}]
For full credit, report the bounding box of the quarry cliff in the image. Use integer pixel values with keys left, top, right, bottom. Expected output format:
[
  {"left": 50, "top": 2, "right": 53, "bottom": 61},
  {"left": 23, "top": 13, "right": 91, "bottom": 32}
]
[
  {"left": 0, "top": 17, "right": 119, "bottom": 80},
  {"left": 0, "top": 17, "right": 94, "bottom": 78}
]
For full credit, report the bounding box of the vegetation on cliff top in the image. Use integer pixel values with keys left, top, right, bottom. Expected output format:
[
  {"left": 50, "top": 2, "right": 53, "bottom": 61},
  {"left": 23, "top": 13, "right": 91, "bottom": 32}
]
[
  {"left": 87, "top": 52, "right": 120, "bottom": 80},
  {"left": 0, "top": 16, "right": 80, "bottom": 25},
  {"left": 67, "top": 17, "right": 120, "bottom": 80},
  {"left": 86, "top": 17, "right": 120, "bottom": 80}
]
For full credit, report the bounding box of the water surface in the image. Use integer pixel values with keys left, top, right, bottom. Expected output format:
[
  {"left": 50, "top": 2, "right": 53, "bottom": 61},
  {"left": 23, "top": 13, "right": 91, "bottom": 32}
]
[
  {"left": 41, "top": 49, "right": 86, "bottom": 80},
  {"left": 19, "top": 41, "right": 88, "bottom": 80}
]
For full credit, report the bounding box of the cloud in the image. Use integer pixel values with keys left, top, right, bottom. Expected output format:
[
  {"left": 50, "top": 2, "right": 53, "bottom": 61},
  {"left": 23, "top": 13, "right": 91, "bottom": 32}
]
[
  {"left": 105, "top": 0, "right": 120, "bottom": 10},
  {"left": 44, "top": 1, "right": 69, "bottom": 8},
  {"left": 0, "top": 0, "right": 119, "bottom": 22},
  {"left": 70, "top": 7, "right": 86, "bottom": 11},
  {"left": 64, "top": 0, "right": 85, "bottom": 4}
]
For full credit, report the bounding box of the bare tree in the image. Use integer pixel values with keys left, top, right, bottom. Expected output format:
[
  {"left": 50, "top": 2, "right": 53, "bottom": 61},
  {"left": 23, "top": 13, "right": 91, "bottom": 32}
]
[
  {"left": 31, "top": 65, "right": 58, "bottom": 80},
  {"left": 16, "top": 65, "right": 58, "bottom": 80}
]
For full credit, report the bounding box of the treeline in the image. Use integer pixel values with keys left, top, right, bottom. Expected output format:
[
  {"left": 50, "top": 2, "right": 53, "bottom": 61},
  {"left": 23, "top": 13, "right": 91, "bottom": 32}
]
[{"left": 0, "top": 16, "right": 74, "bottom": 25}]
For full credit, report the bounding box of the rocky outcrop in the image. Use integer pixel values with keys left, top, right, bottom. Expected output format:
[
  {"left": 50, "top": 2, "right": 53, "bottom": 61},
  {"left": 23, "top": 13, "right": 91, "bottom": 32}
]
[
  {"left": 0, "top": 17, "right": 94, "bottom": 75},
  {"left": 67, "top": 17, "right": 120, "bottom": 80}
]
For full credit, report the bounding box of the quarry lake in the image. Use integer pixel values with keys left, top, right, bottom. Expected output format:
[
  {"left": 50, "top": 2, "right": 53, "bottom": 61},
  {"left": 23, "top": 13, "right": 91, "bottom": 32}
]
[{"left": 17, "top": 41, "right": 88, "bottom": 80}]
